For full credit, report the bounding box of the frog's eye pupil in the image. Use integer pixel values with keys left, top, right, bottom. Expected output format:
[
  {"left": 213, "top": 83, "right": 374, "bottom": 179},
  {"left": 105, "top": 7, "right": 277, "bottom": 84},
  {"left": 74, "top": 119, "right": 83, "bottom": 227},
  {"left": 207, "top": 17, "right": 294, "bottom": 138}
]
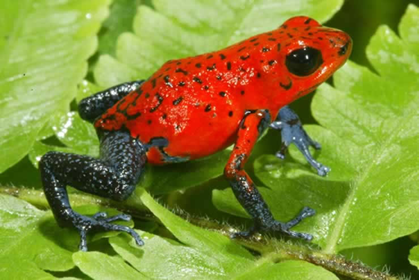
[{"left": 285, "top": 47, "right": 323, "bottom": 76}]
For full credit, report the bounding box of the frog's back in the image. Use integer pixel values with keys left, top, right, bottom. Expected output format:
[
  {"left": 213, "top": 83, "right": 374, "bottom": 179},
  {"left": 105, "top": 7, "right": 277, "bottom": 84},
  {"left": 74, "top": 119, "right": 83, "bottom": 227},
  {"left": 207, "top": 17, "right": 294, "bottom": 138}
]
[
  {"left": 95, "top": 54, "right": 249, "bottom": 164},
  {"left": 94, "top": 32, "right": 277, "bottom": 164}
]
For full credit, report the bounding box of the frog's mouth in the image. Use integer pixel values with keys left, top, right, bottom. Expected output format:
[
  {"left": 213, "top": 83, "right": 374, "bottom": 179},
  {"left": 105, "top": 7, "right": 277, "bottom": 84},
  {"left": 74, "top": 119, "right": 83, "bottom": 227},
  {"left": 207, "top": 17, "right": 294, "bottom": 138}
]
[{"left": 295, "top": 81, "right": 323, "bottom": 98}]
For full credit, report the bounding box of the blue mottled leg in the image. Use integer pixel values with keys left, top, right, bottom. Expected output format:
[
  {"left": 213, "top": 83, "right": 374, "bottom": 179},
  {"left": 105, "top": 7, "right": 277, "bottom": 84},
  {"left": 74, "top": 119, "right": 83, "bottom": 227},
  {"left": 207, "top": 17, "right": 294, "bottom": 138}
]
[
  {"left": 40, "top": 131, "right": 146, "bottom": 251},
  {"left": 79, "top": 80, "right": 144, "bottom": 122},
  {"left": 270, "top": 106, "right": 330, "bottom": 176}
]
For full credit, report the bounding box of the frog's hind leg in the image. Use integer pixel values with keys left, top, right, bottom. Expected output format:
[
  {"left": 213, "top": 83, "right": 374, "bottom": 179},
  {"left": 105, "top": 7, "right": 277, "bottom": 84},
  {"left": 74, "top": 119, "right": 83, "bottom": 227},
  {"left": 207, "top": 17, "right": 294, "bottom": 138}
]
[
  {"left": 39, "top": 130, "right": 146, "bottom": 251},
  {"left": 270, "top": 105, "right": 330, "bottom": 176},
  {"left": 79, "top": 80, "right": 144, "bottom": 122},
  {"left": 225, "top": 110, "right": 314, "bottom": 241}
]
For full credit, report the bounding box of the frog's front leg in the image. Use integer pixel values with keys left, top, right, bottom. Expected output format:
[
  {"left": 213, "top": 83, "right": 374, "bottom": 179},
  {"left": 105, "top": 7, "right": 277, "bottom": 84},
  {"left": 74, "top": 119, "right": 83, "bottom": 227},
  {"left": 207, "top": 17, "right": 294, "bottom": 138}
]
[
  {"left": 270, "top": 105, "right": 331, "bottom": 176},
  {"left": 225, "top": 109, "right": 315, "bottom": 241},
  {"left": 39, "top": 130, "right": 146, "bottom": 251}
]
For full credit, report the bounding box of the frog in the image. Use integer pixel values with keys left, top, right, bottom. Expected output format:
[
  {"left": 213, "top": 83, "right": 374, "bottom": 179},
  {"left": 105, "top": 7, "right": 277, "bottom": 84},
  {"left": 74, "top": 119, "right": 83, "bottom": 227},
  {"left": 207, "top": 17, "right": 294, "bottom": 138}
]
[{"left": 40, "top": 16, "right": 352, "bottom": 251}]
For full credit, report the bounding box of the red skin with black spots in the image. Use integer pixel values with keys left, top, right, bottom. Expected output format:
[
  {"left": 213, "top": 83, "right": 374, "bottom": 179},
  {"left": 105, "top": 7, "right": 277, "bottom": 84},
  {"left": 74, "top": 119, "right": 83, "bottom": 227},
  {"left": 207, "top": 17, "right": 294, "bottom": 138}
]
[{"left": 95, "top": 16, "right": 352, "bottom": 165}]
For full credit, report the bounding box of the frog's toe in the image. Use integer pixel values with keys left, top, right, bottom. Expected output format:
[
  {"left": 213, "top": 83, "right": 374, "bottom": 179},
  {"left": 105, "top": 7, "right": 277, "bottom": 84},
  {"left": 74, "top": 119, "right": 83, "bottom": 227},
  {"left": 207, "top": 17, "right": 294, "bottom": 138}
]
[
  {"left": 275, "top": 142, "right": 289, "bottom": 160},
  {"left": 103, "top": 213, "right": 132, "bottom": 223},
  {"left": 316, "top": 164, "right": 331, "bottom": 177},
  {"left": 94, "top": 220, "right": 144, "bottom": 247},
  {"left": 273, "top": 221, "right": 313, "bottom": 241},
  {"left": 230, "top": 226, "right": 257, "bottom": 239},
  {"left": 93, "top": 212, "right": 132, "bottom": 223},
  {"left": 310, "top": 140, "right": 322, "bottom": 150},
  {"left": 269, "top": 207, "right": 315, "bottom": 241},
  {"left": 71, "top": 212, "right": 143, "bottom": 251},
  {"left": 292, "top": 136, "right": 331, "bottom": 176},
  {"left": 275, "top": 150, "right": 286, "bottom": 160},
  {"left": 92, "top": 212, "right": 108, "bottom": 219}
]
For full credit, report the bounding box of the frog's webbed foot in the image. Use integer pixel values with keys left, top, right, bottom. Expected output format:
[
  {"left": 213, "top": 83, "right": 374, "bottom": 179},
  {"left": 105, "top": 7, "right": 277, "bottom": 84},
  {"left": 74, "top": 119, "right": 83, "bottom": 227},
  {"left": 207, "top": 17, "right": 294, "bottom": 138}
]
[
  {"left": 270, "top": 106, "right": 330, "bottom": 177},
  {"left": 92, "top": 212, "right": 132, "bottom": 223},
  {"left": 70, "top": 211, "right": 144, "bottom": 251},
  {"left": 231, "top": 207, "right": 315, "bottom": 241}
]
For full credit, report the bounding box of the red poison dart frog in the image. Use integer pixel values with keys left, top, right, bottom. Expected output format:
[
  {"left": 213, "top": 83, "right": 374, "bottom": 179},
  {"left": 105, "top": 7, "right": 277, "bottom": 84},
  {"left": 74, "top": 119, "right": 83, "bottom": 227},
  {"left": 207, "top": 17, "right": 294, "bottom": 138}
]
[{"left": 40, "top": 16, "right": 352, "bottom": 251}]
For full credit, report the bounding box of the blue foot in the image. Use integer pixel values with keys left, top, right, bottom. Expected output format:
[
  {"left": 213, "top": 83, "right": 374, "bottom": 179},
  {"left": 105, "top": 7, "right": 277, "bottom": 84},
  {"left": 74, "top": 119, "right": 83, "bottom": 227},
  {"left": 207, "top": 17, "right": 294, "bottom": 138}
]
[
  {"left": 69, "top": 211, "right": 144, "bottom": 251},
  {"left": 231, "top": 207, "right": 315, "bottom": 241},
  {"left": 271, "top": 106, "right": 330, "bottom": 176}
]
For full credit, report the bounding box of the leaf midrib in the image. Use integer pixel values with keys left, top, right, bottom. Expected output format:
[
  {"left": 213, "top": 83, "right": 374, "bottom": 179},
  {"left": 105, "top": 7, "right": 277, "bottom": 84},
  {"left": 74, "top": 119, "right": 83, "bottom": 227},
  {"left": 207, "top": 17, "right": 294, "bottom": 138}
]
[{"left": 322, "top": 93, "right": 419, "bottom": 254}]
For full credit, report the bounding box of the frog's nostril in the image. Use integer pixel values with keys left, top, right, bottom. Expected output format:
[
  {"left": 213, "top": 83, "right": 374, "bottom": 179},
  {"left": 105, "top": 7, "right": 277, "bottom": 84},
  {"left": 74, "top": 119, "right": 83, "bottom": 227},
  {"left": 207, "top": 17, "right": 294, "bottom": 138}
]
[{"left": 338, "top": 42, "right": 349, "bottom": 56}]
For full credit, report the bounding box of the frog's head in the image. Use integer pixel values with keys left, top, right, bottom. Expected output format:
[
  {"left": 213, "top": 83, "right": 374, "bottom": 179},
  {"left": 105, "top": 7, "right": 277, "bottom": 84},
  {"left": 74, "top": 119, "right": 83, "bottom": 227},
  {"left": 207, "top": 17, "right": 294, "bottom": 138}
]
[{"left": 269, "top": 16, "right": 352, "bottom": 102}]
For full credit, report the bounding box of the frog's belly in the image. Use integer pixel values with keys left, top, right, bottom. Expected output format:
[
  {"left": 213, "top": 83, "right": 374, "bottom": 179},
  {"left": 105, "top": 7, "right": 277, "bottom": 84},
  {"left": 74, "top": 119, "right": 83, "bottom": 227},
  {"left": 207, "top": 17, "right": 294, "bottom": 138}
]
[{"left": 146, "top": 124, "right": 237, "bottom": 165}]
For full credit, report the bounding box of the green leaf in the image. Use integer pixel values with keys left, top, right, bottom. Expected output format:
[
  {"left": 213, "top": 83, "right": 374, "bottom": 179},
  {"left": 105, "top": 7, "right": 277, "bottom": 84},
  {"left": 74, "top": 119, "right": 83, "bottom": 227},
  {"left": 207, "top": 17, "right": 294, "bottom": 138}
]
[
  {"left": 0, "top": 194, "right": 75, "bottom": 279},
  {"left": 98, "top": 0, "right": 141, "bottom": 56},
  {"left": 76, "top": 79, "right": 104, "bottom": 103},
  {"left": 29, "top": 111, "right": 99, "bottom": 167},
  {"left": 143, "top": 150, "right": 231, "bottom": 194},
  {"left": 73, "top": 251, "right": 149, "bottom": 280},
  {"left": 110, "top": 232, "right": 231, "bottom": 279},
  {"left": 399, "top": 4, "right": 419, "bottom": 55},
  {"left": 235, "top": 260, "right": 339, "bottom": 280},
  {"left": 0, "top": 192, "right": 141, "bottom": 278},
  {"left": 152, "top": 0, "right": 343, "bottom": 44},
  {"left": 409, "top": 245, "right": 419, "bottom": 269},
  {"left": 106, "top": 190, "right": 340, "bottom": 279},
  {"left": 214, "top": 5, "right": 419, "bottom": 254},
  {"left": 29, "top": 80, "right": 101, "bottom": 167},
  {"left": 213, "top": 157, "right": 350, "bottom": 220},
  {"left": 94, "top": 0, "right": 344, "bottom": 87},
  {"left": 0, "top": 0, "right": 111, "bottom": 173},
  {"left": 139, "top": 189, "right": 254, "bottom": 263}
]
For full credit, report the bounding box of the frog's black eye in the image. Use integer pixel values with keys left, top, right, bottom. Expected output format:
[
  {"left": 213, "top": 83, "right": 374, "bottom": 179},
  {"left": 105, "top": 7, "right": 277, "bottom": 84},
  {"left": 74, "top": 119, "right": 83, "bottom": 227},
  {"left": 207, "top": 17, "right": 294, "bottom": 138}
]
[{"left": 285, "top": 47, "right": 323, "bottom": 76}]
